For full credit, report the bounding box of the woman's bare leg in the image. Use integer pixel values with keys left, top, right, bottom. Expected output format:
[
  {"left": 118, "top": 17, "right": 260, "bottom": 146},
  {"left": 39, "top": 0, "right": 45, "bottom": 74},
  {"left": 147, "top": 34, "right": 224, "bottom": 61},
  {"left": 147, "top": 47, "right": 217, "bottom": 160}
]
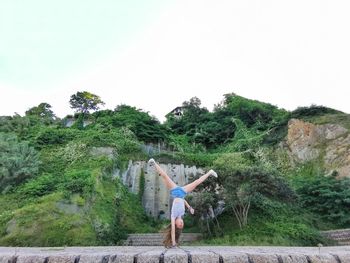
[
  {"left": 183, "top": 169, "right": 217, "bottom": 193},
  {"left": 149, "top": 159, "right": 177, "bottom": 190}
]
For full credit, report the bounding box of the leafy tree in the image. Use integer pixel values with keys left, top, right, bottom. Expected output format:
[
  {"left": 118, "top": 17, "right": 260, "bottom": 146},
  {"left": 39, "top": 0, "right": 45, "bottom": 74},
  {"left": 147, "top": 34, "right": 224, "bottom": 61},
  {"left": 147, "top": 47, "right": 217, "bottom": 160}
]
[
  {"left": 69, "top": 91, "right": 105, "bottom": 128},
  {"left": 25, "top": 103, "right": 57, "bottom": 123},
  {"left": 219, "top": 93, "right": 288, "bottom": 130},
  {"left": 0, "top": 132, "right": 41, "bottom": 192},
  {"left": 0, "top": 114, "right": 31, "bottom": 139},
  {"left": 69, "top": 91, "right": 105, "bottom": 114},
  {"left": 108, "top": 105, "right": 167, "bottom": 143},
  {"left": 224, "top": 167, "right": 294, "bottom": 229},
  {"left": 190, "top": 191, "right": 222, "bottom": 236},
  {"left": 165, "top": 97, "right": 210, "bottom": 147},
  {"left": 214, "top": 154, "right": 295, "bottom": 229},
  {"left": 166, "top": 94, "right": 289, "bottom": 149}
]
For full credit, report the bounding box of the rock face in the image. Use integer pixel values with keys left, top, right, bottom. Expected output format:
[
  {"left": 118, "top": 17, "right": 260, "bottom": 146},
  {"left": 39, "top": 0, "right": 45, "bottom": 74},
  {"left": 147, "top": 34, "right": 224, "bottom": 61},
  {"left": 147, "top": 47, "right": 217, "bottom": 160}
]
[
  {"left": 113, "top": 161, "right": 204, "bottom": 219},
  {"left": 286, "top": 118, "right": 350, "bottom": 178},
  {"left": 89, "top": 147, "right": 116, "bottom": 159}
]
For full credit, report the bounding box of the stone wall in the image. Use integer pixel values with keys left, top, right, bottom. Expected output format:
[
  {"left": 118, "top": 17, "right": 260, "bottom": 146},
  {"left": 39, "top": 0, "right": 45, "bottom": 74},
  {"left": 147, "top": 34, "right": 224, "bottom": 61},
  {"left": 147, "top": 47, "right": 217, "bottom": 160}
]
[{"left": 0, "top": 246, "right": 349, "bottom": 262}]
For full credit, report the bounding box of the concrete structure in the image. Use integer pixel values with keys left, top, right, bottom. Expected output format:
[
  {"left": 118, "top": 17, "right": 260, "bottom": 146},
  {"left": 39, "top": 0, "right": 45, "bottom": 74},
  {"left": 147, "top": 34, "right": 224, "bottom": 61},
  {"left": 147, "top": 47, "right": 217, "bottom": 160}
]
[
  {"left": 113, "top": 161, "right": 205, "bottom": 219},
  {"left": 0, "top": 246, "right": 349, "bottom": 262},
  {"left": 168, "top": 106, "right": 185, "bottom": 118}
]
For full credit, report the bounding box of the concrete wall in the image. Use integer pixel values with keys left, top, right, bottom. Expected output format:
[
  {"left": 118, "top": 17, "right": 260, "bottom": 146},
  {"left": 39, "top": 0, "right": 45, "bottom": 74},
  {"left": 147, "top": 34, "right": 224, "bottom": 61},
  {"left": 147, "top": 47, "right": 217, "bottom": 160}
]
[{"left": 113, "top": 161, "right": 204, "bottom": 219}]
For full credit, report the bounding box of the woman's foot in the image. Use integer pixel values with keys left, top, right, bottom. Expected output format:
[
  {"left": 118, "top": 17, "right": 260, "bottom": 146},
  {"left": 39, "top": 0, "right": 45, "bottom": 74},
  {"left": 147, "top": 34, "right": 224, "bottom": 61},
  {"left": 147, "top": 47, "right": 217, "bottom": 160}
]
[
  {"left": 209, "top": 169, "right": 218, "bottom": 178},
  {"left": 148, "top": 158, "right": 156, "bottom": 166}
]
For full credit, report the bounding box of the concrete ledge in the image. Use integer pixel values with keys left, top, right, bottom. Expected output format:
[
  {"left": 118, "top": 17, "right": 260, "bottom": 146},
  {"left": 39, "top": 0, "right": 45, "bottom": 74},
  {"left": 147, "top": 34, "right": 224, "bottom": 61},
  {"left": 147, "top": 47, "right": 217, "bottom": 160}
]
[{"left": 0, "top": 246, "right": 349, "bottom": 263}]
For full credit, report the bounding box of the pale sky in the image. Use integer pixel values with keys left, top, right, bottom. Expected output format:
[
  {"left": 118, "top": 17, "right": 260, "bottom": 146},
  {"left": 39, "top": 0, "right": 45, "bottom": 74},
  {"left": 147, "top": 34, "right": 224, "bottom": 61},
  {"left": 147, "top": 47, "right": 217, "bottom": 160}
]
[{"left": 1, "top": 0, "right": 350, "bottom": 123}]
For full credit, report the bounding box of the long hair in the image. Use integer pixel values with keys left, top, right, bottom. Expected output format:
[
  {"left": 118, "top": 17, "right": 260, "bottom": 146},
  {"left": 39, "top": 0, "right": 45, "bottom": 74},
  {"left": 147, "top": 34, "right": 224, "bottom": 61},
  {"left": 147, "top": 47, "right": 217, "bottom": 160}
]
[{"left": 161, "top": 223, "right": 182, "bottom": 248}]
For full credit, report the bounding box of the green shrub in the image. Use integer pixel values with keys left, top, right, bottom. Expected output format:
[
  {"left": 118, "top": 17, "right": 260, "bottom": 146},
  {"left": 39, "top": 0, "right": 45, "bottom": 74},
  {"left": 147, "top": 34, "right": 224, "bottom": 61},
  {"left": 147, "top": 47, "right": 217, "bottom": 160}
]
[
  {"left": 18, "top": 173, "right": 58, "bottom": 198},
  {"left": 0, "top": 132, "right": 41, "bottom": 192},
  {"left": 294, "top": 175, "right": 350, "bottom": 227},
  {"left": 61, "top": 169, "right": 94, "bottom": 195},
  {"left": 35, "top": 127, "right": 79, "bottom": 147},
  {"left": 80, "top": 127, "right": 141, "bottom": 154},
  {"left": 55, "top": 141, "right": 88, "bottom": 164},
  {"left": 92, "top": 105, "right": 168, "bottom": 143},
  {"left": 292, "top": 105, "right": 341, "bottom": 119}
]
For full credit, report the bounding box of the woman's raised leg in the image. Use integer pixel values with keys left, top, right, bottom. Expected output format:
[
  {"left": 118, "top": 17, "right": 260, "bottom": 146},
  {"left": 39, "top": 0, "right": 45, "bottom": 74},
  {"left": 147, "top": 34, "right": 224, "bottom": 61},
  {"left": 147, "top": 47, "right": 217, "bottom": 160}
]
[
  {"left": 183, "top": 169, "right": 217, "bottom": 193},
  {"left": 148, "top": 158, "right": 177, "bottom": 190}
]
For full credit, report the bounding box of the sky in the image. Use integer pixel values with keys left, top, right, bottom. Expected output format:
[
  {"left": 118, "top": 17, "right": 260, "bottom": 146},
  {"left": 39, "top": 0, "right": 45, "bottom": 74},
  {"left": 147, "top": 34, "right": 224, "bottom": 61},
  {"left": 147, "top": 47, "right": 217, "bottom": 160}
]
[{"left": 1, "top": 0, "right": 350, "bottom": 123}]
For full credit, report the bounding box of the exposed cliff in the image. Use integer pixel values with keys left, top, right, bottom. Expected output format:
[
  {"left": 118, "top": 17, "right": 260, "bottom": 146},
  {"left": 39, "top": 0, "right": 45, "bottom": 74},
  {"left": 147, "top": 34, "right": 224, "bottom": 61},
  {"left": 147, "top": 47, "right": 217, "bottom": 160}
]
[{"left": 285, "top": 118, "right": 350, "bottom": 178}]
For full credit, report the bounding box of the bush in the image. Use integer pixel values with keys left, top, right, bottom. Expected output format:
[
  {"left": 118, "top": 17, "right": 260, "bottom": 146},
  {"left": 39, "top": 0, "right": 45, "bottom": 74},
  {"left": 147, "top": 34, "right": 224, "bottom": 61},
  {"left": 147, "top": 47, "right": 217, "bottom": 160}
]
[
  {"left": 92, "top": 106, "right": 168, "bottom": 143},
  {"left": 55, "top": 141, "right": 88, "bottom": 164},
  {"left": 35, "top": 128, "right": 79, "bottom": 147},
  {"left": 168, "top": 134, "right": 204, "bottom": 153},
  {"left": 221, "top": 93, "right": 288, "bottom": 130},
  {"left": 0, "top": 132, "right": 41, "bottom": 192},
  {"left": 18, "top": 173, "right": 58, "bottom": 198},
  {"left": 81, "top": 127, "right": 141, "bottom": 154},
  {"left": 292, "top": 105, "right": 340, "bottom": 119},
  {"left": 61, "top": 169, "right": 94, "bottom": 195},
  {"left": 294, "top": 175, "right": 350, "bottom": 227}
]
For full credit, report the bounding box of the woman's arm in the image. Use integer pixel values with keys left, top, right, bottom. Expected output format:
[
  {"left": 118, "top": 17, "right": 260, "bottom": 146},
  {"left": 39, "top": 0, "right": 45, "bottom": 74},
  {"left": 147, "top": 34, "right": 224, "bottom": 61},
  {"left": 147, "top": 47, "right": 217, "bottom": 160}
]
[
  {"left": 171, "top": 217, "right": 176, "bottom": 246},
  {"left": 184, "top": 200, "right": 194, "bottom": 214}
]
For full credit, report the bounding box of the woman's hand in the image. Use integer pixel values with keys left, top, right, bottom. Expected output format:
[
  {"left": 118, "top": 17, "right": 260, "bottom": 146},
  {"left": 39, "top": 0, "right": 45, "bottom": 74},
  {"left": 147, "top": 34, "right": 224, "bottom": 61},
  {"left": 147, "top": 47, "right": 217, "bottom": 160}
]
[{"left": 189, "top": 207, "right": 195, "bottom": 214}]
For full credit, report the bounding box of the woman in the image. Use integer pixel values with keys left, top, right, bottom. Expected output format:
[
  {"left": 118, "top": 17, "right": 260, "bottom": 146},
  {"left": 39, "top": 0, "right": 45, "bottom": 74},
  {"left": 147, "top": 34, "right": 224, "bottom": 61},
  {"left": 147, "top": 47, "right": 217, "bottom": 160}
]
[{"left": 148, "top": 158, "right": 218, "bottom": 248}]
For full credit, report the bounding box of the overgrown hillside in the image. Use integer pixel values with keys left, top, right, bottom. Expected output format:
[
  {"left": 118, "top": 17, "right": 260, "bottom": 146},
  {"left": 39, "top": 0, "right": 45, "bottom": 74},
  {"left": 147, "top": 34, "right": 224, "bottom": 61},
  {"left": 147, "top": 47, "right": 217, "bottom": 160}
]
[{"left": 0, "top": 92, "right": 349, "bottom": 246}]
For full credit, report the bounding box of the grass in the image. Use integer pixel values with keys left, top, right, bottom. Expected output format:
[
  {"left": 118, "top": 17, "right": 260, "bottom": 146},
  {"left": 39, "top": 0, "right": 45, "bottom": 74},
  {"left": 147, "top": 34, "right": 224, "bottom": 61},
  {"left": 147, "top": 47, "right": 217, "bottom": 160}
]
[
  {"left": 0, "top": 146, "right": 162, "bottom": 246},
  {"left": 0, "top": 192, "right": 96, "bottom": 246},
  {"left": 302, "top": 113, "right": 350, "bottom": 130},
  {"left": 193, "top": 210, "right": 334, "bottom": 247}
]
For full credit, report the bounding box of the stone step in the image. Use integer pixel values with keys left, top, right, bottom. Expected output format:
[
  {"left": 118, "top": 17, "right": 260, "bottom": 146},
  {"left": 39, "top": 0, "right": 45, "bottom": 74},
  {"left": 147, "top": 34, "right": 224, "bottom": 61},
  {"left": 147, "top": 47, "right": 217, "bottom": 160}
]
[
  {"left": 320, "top": 228, "right": 350, "bottom": 246},
  {"left": 339, "top": 241, "right": 350, "bottom": 246},
  {"left": 124, "top": 233, "right": 202, "bottom": 246}
]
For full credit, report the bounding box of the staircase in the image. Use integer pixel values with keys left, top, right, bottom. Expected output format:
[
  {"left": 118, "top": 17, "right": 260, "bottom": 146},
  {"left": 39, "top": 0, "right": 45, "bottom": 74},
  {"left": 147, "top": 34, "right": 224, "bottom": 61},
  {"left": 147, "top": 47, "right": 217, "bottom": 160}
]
[
  {"left": 320, "top": 228, "right": 350, "bottom": 245},
  {"left": 123, "top": 233, "right": 202, "bottom": 246}
]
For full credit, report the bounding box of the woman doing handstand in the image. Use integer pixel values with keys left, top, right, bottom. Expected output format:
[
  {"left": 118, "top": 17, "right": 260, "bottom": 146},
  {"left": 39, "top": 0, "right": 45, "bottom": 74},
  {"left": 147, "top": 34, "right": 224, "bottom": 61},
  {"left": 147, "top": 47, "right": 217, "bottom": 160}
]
[{"left": 148, "top": 158, "right": 218, "bottom": 248}]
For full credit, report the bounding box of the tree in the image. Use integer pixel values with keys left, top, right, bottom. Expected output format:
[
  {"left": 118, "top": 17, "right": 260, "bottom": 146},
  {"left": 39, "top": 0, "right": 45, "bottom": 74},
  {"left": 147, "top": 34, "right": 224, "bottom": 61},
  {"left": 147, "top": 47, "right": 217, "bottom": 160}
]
[
  {"left": 165, "top": 97, "right": 210, "bottom": 148},
  {"left": 214, "top": 154, "right": 295, "bottom": 229},
  {"left": 220, "top": 93, "right": 288, "bottom": 130},
  {"left": 25, "top": 103, "right": 57, "bottom": 124},
  {"left": 224, "top": 167, "right": 294, "bottom": 229},
  {"left": 109, "top": 104, "right": 167, "bottom": 143},
  {"left": 25, "top": 103, "right": 56, "bottom": 118},
  {"left": 190, "top": 191, "right": 222, "bottom": 237},
  {"left": 69, "top": 91, "right": 105, "bottom": 114},
  {"left": 69, "top": 91, "right": 105, "bottom": 129},
  {"left": 0, "top": 132, "right": 41, "bottom": 192}
]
